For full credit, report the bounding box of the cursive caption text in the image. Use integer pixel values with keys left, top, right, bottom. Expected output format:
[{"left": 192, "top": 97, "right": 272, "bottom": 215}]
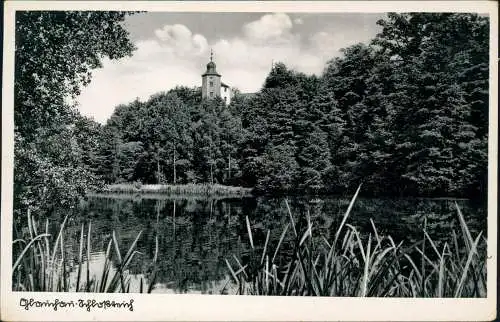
[{"left": 20, "top": 298, "right": 134, "bottom": 312}]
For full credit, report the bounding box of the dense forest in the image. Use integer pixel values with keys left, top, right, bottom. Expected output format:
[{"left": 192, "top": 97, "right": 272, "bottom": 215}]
[{"left": 14, "top": 12, "right": 489, "bottom": 221}]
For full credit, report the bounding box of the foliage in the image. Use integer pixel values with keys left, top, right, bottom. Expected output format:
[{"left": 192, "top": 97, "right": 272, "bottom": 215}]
[
  {"left": 12, "top": 212, "right": 157, "bottom": 293},
  {"left": 14, "top": 11, "right": 137, "bottom": 222},
  {"left": 250, "top": 13, "right": 487, "bottom": 197},
  {"left": 12, "top": 12, "right": 489, "bottom": 298},
  {"left": 99, "top": 88, "right": 244, "bottom": 186},
  {"left": 96, "top": 13, "right": 488, "bottom": 198},
  {"left": 224, "top": 186, "right": 486, "bottom": 297},
  {"left": 12, "top": 188, "right": 486, "bottom": 296},
  {"left": 370, "top": 13, "right": 489, "bottom": 196},
  {"left": 15, "top": 12, "right": 489, "bottom": 223}
]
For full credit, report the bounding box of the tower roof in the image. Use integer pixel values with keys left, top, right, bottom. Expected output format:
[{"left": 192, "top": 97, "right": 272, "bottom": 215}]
[{"left": 202, "top": 49, "right": 220, "bottom": 77}]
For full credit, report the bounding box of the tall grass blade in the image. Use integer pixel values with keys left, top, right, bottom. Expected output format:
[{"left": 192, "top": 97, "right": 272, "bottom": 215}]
[
  {"left": 261, "top": 230, "right": 270, "bottom": 265},
  {"left": 454, "top": 232, "right": 483, "bottom": 297},
  {"left": 284, "top": 199, "right": 297, "bottom": 237},
  {"left": 86, "top": 221, "right": 92, "bottom": 292},
  {"left": 232, "top": 254, "right": 248, "bottom": 278},
  {"left": 123, "top": 231, "right": 143, "bottom": 265},
  {"left": 99, "top": 239, "right": 113, "bottom": 293},
  {"left": 225, "top": 259, "right": 239, "bottom": 285},
  {"left": 437, "top": 243, "right": 448, "bottom": 297},
  {"left": 147, "top": 269, "right": 158, "bottom": 294},
  {"left": 50, "top": 215, "right": 69, "bottom": 271},
  {"left": 153, "top": 235, "right": 158, "bottom": 264},
  {"left": 421, "top": 215, "right": 427, "bottom": 292},
  {"left": 370, "top": 218, "right": 381, "bottom": 248},
  {"left": 360, "top": 234, "right": 372, "bottom": 297},
  {"left": 76, "top": 223, "right": 84, "bottom": 292},
  {"left": 112, "top": 231, "right": 122, "bottom": 265},
  {"left": 245, "top": 216, "right": 254, "bottom": 250},
  {"left": 452, "top": 230, "right": 461, "bottom": 263},
  {"left": 61, "top": 231, "right": 67, "bottom": 292},
  {"left": 299, "top": 210, "right": 313, "bottom": 246},
  {"left": 424, "top": 230, "right": 442, "bottom": 260},
  {"left": 13, "top": 234, "right": 51, "bottom": 272},
  {"left": 334, "top": 184, "right": 362, "bottom": 244},
  {"left": 455, "top": 202, "right": 473, "bottom": 252},
  {"left": 272, "top": 224, "right": 289, "bottom": 264},
  {"left": 27, "top": 208, "right": 34, "bottom": 240}
]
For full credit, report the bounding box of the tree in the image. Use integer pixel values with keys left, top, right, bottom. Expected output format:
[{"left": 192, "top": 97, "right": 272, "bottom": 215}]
[
  {"left": 218, "top": 108, "right": 243, "bottom": 184},
  {"left": 295, "top": 127, "right": 331, "bottom": 193},
  {"left": 84, "top": 13, "right": 488, "bottom": 198},
  {"left": 73, "top": 114, "right": 104, "bottom": 178},
  {"left": 372, "top": 13, "right": 489, "bottom": 196},
  {"left": 14, "top": 11, "right": 136, "bottom": 219},
  {"left": 115, "top": 141, "right": 145, "bottom": 182},
  {"left": 256, "top": 144, "right": 299, "bottom": 193},
  {"left": 308, "top": 88, "right": 345, "bottom": 191},
  {"left": 320, "top": 44, "right": 382, "bottom": 191},
  {"left": 15, "top": 11, "right": 136, "bottom": 137}
]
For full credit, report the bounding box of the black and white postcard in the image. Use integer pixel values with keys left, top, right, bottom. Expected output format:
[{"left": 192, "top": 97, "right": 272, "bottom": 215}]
[{"left": 1, "top": 1, "right": 498, "bottom": 321}]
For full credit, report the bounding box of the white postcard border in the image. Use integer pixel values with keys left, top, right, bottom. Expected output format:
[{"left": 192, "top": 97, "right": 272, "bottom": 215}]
[{"left": 1, "top": 1, "right": 498, "bottom": 321}]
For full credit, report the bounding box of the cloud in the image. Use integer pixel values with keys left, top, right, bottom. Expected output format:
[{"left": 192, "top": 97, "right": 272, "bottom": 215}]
[
  {"left": 242, "top": 13, "right": 293, "bottom": 42},
  {"left": 76, "top": 13, "right": 379, "bottom": 123},
  {"left": 208, "top": 13, "right": 331, "bottom": 90},
  {"left": 77, "top": 23, "right": 212, "bottom": 123},
  {"left": 294, "top": 17, "right": 304, "bottom": 25},
  {"left": 154, "top": 24, "right": 208, "bottom": 56}
]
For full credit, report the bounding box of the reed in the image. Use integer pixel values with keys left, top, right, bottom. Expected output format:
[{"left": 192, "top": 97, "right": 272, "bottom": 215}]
[
  {"left": 12, "top": 213, "right": 157, "bottom": 293},
  {"left": 224, "top": 185, "right": 487, "bottom": 297},
  {"left": 101, "top": 183, "right": 253, "bottom": 197},
  {"left": 12, "top": 187, "right": 486, "bottom": 297}
]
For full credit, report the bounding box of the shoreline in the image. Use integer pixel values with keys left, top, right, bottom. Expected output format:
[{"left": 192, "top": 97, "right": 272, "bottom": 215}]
[
  {"left": 92, "top": 183, "right": 477, "bottom": 201},
  {"left": 97, "top": 183, "right": 254, "bottom": 197}
]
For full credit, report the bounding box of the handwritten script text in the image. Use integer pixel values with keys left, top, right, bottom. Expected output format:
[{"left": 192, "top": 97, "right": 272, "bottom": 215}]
[{"left": 20, "top": 298, "right": 134, "bottom": 312}]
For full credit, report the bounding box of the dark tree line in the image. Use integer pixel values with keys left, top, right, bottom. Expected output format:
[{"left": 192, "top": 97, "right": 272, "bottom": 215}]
[
  {"left": 14, "top": 12, "right": 489, "bottom": 221},
  {"left": 95, "top": 91, "right": 243, "bottom": 186},
  {"left": 93, "top": 13, "right": 488, "bottom": 197}
]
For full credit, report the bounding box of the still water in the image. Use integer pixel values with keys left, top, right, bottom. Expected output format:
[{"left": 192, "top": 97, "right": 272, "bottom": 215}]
[{"left": 57, "top": 194, "right": 486, "bottom": 294}]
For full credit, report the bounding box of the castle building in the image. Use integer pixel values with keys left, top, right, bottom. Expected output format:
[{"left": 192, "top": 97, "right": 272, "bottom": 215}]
[{"left": 201, "top": 50, "right": 232, "bottom": 105}]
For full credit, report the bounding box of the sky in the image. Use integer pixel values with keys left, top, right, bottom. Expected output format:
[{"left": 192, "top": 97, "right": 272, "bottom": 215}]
[{"left": 76, "top": 12, "right": 384, "bottom": 123}]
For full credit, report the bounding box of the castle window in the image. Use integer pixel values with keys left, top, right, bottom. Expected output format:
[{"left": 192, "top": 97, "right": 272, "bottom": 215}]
[
  {"left": 210, "top": 92, "right": 214, "bottom": 97},
  {"left": 224, "top": 96, "right": 227, "bottom": 102},
  {"left": 209, "top": 81, "right": 214, "bottom": 87},
  {"left": 224, "top": 87, "right": 227, "bottom": 92}
]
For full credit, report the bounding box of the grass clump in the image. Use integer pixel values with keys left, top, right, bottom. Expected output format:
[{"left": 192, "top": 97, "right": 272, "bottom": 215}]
[
  {"left": 102, "top": 183, "right": 253, "bottom": 197},
  {"left": 12, "top": 211, "right": 158, "bottom": 293},
  {"left": 224, "top": 185, "right": 487, "bottom": 297}
]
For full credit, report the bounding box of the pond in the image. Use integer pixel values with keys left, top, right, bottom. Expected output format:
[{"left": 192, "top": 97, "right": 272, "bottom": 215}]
[{"left": 56, "top": 194, "right": 487, "bottom": 294}]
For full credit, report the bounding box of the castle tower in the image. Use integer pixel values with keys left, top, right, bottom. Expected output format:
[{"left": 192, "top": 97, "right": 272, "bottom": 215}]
[{"left": 201, "top": 50, "right": 221, "bottom": 100}]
